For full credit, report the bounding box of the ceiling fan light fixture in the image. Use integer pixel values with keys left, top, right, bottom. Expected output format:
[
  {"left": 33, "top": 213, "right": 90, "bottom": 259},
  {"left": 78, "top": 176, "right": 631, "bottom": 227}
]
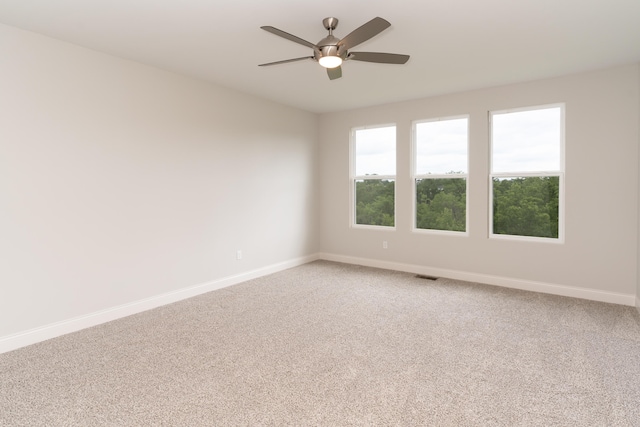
[
  {"left": 259, "top": 17, "right": 410, "bottom": 80},
  {"left": 318, "top": 55, "right": 343, "bottom": 68}
]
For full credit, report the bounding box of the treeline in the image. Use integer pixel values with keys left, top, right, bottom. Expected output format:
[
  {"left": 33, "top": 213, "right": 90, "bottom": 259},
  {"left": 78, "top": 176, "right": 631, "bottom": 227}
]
[
  {"left": 493, "top": 176, "right": 559, "bottom": 238},
  {"left": 416, "top": 178, "right": 466, "bottom": 231},
  {"left": 355, "top": 180, "right": 395, "bottom": 226},
  {"left": 356, "top": 175, "right": 559, "bottom": 239}
]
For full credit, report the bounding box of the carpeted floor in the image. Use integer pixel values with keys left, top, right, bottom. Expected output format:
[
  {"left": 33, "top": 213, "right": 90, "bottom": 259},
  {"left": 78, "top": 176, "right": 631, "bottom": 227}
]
[{"left": 1, "top": 260, "right": 639, "bottom": 426}]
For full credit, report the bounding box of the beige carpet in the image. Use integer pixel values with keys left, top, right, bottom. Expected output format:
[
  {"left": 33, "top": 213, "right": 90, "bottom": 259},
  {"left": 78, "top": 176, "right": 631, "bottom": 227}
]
[{"left": 1, "top": 260, "right": 639, "bottom": 426}]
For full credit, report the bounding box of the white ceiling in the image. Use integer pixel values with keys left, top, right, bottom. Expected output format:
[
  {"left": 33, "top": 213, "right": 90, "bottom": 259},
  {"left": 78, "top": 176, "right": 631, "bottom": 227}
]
[{"left": 1, "top": 0, "right": 639, "bottom": 113}]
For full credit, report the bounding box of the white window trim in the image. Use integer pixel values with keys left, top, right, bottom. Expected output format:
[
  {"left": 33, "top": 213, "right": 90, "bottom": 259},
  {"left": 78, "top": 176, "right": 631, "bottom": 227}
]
[
  {"left": 349, "top": 124, "right": 397, "bottom": 230},
  {"left": 411, "top": 115, "right": 470, "bottom": 236},
  {"left": 489, "top": 103, "right": 565, "bottom": 243}
]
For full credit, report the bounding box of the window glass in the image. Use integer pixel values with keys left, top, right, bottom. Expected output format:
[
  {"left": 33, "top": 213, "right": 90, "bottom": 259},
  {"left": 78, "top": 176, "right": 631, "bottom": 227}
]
[
  {"left": 355, "top": 127, "right": 396, "bottom": 176},
  {"left": 492, "top": 176, "right": 559, "bottom": 238},
  {"left": 415, "top": 118, "right": 468, "bottom": 175},
  {"left": 413, "top": 117, "right": 468, "bottom": 233},
  {"left": 355, "top": 179, "right": 395, "bottom": 227},
  {"left": 490, "top": 105, "right": 563, "bottom": 240},
  {"left": 352, "top": 125, "right": 396, "bottom": 227},
  {"left": 492, "top": 107, "right": 561, "bottom": 173}
]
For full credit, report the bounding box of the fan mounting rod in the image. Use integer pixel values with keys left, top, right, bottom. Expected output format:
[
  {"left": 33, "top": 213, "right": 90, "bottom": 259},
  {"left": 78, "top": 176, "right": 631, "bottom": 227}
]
[{"left": 322, "top": 17, "right": 339, "bottom": 34}]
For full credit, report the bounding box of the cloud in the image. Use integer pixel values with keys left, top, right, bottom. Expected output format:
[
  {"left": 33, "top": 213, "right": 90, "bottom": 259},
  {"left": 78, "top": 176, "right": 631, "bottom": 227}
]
[
  {"left": 415, "top": 118, "right": 468, "bottom": 174},
  {"left": 355, "top": 126, "right": 396, "bottom": 176},
  {"left": 492, "top": 107, "right": 561, "bottom": 173}
]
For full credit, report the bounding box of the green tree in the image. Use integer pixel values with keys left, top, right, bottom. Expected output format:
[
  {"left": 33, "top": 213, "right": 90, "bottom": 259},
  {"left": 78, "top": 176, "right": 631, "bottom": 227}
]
[
  {"left": 355, "top": 179, "right": 395, "bottom": 226},
  {"left": 416, "top": 177, "right": 466, "bottom": 231},
  {"left": 493, "top": 176, "right": 559, "bottom": 238}
]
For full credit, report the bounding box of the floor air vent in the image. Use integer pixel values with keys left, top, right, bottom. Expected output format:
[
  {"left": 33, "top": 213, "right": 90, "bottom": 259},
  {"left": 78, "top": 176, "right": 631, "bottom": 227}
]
[{"left": 415, "top": 274, "right": 439, "bottom": 281}]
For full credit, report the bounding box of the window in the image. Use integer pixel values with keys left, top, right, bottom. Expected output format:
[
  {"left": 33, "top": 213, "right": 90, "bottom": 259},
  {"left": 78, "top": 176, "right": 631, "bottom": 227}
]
[
  {"left": 413, "top": 116, "right": 468, "bottom": 233},
  {"left": 351, "top": 125, "right": 396, "bottom": 227},
  {"left": 490, "top": 104, "right": 564, "bottom": 241}
]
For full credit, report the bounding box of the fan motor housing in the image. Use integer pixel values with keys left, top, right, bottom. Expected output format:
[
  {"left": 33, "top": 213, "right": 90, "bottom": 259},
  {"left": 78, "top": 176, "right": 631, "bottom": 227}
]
[{"left": 313, "top": 35, "right": 347, "bottom": 62}]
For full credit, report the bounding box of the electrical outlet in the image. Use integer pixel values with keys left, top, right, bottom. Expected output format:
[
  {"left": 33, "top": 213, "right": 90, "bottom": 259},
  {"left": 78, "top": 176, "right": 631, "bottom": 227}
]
[
  {"left": 236, "top": 250, "right": 242, "bottom": 260},
  {"left": 383, "top": 241, "right": 388, "bottom": 249}
]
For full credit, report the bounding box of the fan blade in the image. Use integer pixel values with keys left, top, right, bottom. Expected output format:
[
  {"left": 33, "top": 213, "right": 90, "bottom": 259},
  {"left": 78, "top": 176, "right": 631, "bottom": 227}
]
[
  {"left": 259, "top": 56, "right": 314, "bottom": 66},
  {"left": 260, "top": 26, "right": 317, "bottom": 49},
  {"left": 337, "top": 17, "right": 391, "bottom": 50},
  {"left": 348, "top": 52, "right": 410, "bottom": 64},
  {"left": 327, "top": 66, "right": 342, "bottom": 80}
]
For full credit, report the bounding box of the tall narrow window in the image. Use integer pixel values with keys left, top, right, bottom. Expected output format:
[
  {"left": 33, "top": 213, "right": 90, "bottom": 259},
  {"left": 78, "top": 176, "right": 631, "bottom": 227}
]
[
  {"left": 490, "top": 104, "right": 564, "bottom": 241},
  {"left": 351, "top": 125, "right": 396, "bottom": 227},
  {"left": 413, "top": 116, "right": 468, "bottom": 233}
]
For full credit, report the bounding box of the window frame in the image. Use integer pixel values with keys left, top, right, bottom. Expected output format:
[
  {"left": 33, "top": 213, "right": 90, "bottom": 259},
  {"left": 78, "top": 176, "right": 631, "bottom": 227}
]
[
  {"left": 411, "top": 115, "right": 470, "bottom": 236},
  {"left": 489, "top": 103, "right": 565, "bottom": 243},
  {"left": 349, "top": 124, "right": 397, "bottom": 230}
]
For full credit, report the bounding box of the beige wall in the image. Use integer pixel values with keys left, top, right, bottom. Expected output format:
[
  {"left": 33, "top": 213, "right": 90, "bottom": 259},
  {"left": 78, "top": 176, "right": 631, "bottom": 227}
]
[
  {"left": 0, "top": 24, "right": 319, "bottom": 341},
  {"left": 319, "top": 65, "right": 640, "bottom": 303}
]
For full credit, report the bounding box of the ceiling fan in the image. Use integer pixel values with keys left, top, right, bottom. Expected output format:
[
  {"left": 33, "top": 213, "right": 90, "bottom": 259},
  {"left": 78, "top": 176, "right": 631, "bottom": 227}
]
[{"left": 259, "top": 17, "right": 410, "bottom": 80}]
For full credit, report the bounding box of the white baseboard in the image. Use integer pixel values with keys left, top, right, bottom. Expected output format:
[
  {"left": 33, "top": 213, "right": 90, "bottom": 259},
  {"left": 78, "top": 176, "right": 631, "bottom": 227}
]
[
  {"left": 318, "top": 253, "right": 637, "bottom": 307},
  {"left": 0, "top": 254, "right": 320, "bottom": 354},
  {"left": 2, "top": 253, "right": 635, "bottom": 354}
]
